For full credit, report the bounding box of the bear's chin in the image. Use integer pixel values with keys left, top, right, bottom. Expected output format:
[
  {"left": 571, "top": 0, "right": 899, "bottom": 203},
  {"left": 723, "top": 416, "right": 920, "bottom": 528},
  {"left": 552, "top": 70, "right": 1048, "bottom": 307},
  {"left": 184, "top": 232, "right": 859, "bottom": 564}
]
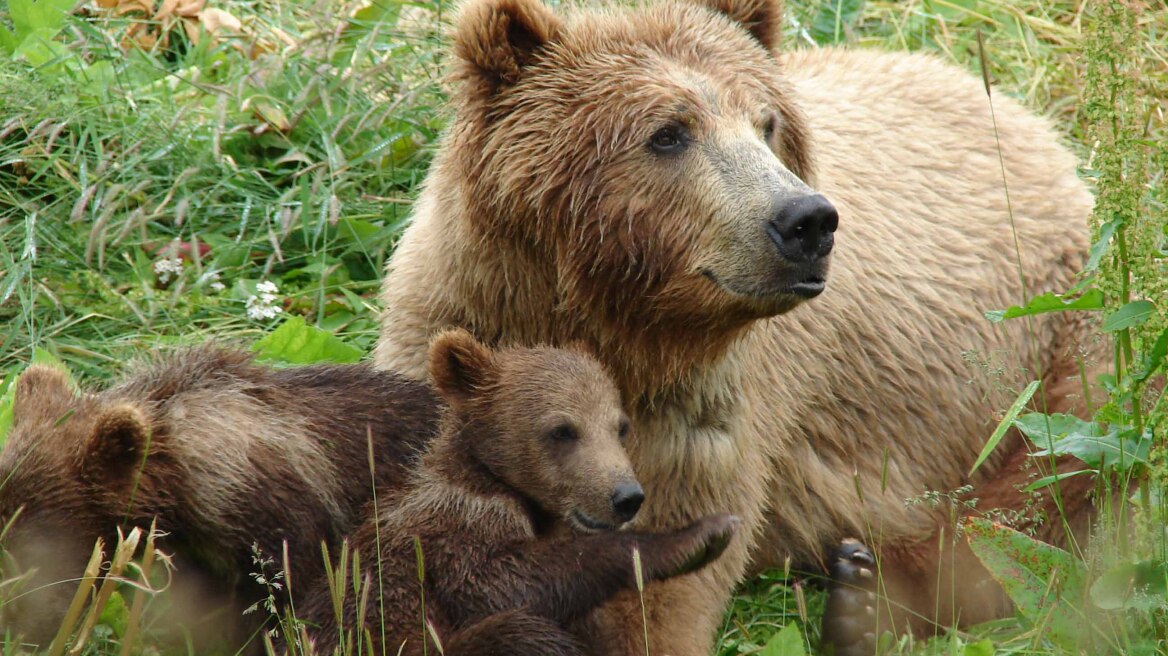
[
  {"left": 699, "top": 269, "right": 826, "bottom": 318},
  {"left": 567, "top": 508, "right": 620, "bottom": 533}
]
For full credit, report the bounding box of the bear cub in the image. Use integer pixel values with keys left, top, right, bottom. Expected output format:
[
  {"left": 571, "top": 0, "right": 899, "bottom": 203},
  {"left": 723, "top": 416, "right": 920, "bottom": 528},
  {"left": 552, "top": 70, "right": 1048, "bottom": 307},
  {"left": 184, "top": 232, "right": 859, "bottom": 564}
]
[
  {"left": 0, "top": 348, "right": 441, "bottom": 649},
  {"left": 298, "top": 329, "right": 739, "bottom": 656}
]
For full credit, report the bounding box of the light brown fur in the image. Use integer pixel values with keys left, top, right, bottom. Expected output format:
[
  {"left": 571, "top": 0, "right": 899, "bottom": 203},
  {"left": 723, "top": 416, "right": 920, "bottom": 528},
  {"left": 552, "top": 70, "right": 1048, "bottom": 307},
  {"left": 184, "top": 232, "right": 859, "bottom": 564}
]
[{"left": 372, "top": 0, "right": 1096, "bottom": 652}]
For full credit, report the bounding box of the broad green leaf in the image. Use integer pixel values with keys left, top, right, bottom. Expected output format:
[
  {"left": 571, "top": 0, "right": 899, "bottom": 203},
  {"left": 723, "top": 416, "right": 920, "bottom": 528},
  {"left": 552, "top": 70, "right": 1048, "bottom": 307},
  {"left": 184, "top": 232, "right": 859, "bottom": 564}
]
[
  {"left": 1013, "top": 413, "right": 1097, "bottom": 447},
  {"left": 251, "top": 316, "right": 364, "bottom": 365},
  {"left": 1101, "top": 300, "right": 1156, "bottom": 332},
  {"left": 965, "top": 518, "right": 1084, "bottom": 644},
  {"left": 1090, "top": 561, "right": 1168, "bottom": 611},
  {"left": 1031, "top": 427, "right": 1150, "bottom": 471},
  {"left": 970, "top": 380, "right": 1039, "bottom": 476},
  {"left": 984, "top": 289, "right": 1105, "bottom": 323},
  {"left": 0, "top": 26, "right": 18, "bottom": 54},
  {"left": 759, "top": 622, "right": 806, "bottom": 656}
]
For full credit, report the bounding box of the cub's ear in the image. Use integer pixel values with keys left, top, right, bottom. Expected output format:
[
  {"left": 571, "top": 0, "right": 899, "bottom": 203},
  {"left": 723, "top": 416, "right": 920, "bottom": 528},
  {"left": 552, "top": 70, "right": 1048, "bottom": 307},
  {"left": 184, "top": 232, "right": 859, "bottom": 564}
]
[
  {"left": 696, "top": 0, "right": 783, "bottom": 53},
  {"left": 428, "top": 329, "right": 497, "bottom": 408},
  {"left": 12, "top": 365, "right": 76, "bottom": 425},
  {"left": 452, "top": 0, "right": 563, "bottom": 93},
  {"left": 84, "top": 403, "right": 152, "bottom": 485}
]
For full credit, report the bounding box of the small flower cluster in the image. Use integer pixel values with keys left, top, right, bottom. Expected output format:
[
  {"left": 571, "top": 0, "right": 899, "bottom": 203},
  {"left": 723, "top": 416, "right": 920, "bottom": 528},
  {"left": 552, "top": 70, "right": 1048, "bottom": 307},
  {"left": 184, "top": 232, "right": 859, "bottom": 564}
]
[
  {"left": 153, "top": 257, "right": 184, "bottom": 284},
  {"left": 246, "top": 280, "right": 283, "bottom": 321}
]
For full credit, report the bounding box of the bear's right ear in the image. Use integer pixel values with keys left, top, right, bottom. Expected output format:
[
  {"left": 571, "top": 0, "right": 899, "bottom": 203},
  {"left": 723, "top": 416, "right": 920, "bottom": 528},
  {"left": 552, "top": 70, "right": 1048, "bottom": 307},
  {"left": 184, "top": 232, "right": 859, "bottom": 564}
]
[
  {"left": 83, "top": 403, "right": 152, "bottom": 485},
  {"left": 694, "top": 0, "right": 783, "bottom": 53},
  {"left": 429, "top": 328, "right": 497, "bottom": 408},
  {"left": 452, "top": 0, "right": 562, "bottom": 93}
]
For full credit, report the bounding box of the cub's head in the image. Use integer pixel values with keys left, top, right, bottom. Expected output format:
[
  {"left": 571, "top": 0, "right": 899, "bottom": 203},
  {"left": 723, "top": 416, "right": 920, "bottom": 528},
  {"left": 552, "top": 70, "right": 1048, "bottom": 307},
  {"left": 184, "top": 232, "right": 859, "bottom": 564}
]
[
  {"left": 0, "top": 366, "right": 155, "bottom": 645},
  {"left": 429, "top": 329, "right": 642, "bottom": 532},
  {"left": 444, "top": 0, "right": 836, "bottom": 328}
]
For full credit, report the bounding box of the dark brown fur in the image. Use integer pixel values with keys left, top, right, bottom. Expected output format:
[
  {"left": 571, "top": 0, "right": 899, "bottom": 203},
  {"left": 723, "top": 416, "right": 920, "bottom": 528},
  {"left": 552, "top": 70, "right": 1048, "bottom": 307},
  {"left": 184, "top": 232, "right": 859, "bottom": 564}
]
[
  {"left": 298, "top": 330, "right": 738, "bottom": 655},
  {"left": 0, "top": 348, "right": 441, "bottom": 650}
]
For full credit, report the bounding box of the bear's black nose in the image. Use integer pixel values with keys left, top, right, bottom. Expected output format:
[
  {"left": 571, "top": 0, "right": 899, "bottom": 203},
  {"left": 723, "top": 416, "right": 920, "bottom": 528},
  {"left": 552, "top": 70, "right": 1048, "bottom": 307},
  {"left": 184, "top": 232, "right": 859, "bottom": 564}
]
[
  {"left": 611, "top": 482, "right": 644, "bottom": 523},
  {"left": 768, "top": 194, "right": 838, "bottom": 262}
]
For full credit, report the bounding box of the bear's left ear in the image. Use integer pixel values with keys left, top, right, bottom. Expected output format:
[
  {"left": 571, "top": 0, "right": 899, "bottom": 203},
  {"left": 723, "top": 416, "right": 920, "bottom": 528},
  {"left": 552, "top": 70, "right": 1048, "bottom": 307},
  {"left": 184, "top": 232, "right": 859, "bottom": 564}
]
[
  {"left": 84, "top": 403, "right": 152, "bottom": 485},
  {"left": 452, "top": 0, "right": 563, "bottom": 93},
  {"left": 696, "top": 0, "right": 783, "bottom": 53},
  {"left": 429, "top": 328, "right": 498, "bottom": 409}
]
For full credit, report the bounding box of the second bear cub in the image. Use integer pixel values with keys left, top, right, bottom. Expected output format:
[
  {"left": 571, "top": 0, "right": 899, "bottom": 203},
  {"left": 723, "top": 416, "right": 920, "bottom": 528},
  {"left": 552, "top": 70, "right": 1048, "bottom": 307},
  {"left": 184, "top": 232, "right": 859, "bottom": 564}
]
[{"left": 299, "top": 330, "right": 739, "bottom": 655}]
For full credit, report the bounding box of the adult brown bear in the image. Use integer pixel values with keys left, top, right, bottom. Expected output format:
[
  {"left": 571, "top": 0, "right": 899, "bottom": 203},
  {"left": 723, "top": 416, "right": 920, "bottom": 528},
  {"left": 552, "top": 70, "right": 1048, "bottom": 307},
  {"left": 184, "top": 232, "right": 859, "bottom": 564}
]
[{"left": 372, "top": 0, "right": 1096, "bottom": 652}]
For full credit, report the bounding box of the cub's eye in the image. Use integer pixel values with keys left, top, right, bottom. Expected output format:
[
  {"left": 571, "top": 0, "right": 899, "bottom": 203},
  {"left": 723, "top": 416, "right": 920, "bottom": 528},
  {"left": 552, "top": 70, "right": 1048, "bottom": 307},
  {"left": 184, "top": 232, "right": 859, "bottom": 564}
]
[
  {"left": 649, "top": 126, "right": 687, "bottom": 154},
  {"left": 548, "top": 424, "right": 579, "bottom": 442},
  {"left": 617, "top": 419, "right": 631, "bottom": 441}
]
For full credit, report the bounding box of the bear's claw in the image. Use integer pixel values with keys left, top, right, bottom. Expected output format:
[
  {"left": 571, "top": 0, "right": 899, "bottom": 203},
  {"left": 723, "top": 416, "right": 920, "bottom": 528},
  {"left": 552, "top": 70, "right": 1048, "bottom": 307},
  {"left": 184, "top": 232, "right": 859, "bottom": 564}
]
[{"left": 821, "top": 538, "right": 879, "bottom": 656}]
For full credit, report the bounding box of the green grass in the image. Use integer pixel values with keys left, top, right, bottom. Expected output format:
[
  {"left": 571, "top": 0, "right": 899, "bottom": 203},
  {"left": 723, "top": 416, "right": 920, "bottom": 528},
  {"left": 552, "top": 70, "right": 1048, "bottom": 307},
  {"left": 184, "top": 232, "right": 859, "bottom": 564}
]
[{"left": 1, "top": 0, "right": 1165, "bottom": 654}]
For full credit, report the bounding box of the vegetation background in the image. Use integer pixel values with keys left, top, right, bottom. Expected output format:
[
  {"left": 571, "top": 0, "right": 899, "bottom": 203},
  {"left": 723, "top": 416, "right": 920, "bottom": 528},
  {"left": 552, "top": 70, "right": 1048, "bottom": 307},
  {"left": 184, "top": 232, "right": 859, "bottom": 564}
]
[{"left": 0, "top": 0, "right": 1164, "bottom": 653}]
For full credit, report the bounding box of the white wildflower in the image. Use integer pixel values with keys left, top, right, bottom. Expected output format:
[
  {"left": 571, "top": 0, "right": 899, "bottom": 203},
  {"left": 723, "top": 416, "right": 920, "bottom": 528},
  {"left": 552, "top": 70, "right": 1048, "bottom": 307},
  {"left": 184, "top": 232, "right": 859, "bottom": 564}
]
[
  {"left": 153, "top": 257, "right": 184, "bottom": 284},
  {"left": 200, "top": 271, "right": 226, "bottom": 293},
  {"left": 246, "top": 280, "right": 283, "bottom": 320}
]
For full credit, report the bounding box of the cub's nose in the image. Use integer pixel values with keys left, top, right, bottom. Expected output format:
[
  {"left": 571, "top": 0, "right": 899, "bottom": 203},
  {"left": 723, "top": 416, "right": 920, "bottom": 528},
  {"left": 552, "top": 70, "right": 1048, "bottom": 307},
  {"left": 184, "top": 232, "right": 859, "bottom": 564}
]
[
  {"left": 611, "top": 482, "right": 645, "bottom": 524},
  {"left": 768, "top": 194, "right": 838, "bottom": 261}
]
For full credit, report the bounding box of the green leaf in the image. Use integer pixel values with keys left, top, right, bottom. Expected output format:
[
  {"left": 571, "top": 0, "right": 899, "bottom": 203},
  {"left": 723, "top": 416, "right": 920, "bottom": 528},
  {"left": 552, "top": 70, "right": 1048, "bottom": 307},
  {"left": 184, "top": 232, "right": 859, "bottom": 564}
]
[
  {"left": 1090, "top": 561, "right": 1168, "bottom": 611},
  {"left": 1083, "top": 217, "right": 1121, "bottom": 274},
  {"left": 963, "top": 639, "right": 995, "bottom": 656},
  {"left": 1024, "top": 468, "right": 1094, "bottom": 492},
  {"left": 1013, "top": 413, "right": 1096, "bottom": 447},
  {"left": 98, "top": 590, "right": 129, "bottom": 638},
  {"left": 984, "top": 290, "right": 1105, "bottom": 323},
  {"left": 970, "top": 380, "right": 1039, "bottom": 476},
  {"left": 1133, "top": 328, "right": 1168, "bottom": 383},
  {"left": 0, "top": 374, "right": 16, "bottom": 448},
  {"left": 1032, "top": 428, "right": 1150, "bottom": 471},
  {"left": 1101, "top": 300, "right": 1156, "bottom": 332},
  {"left": 759, "top": 622, "right": 806, "bottom": 656},
  {"left": 251, "top": 316, "right": 364, "bottom": 365},
  {"left": 965, "top": 518, "right": 1084, "bottom": 644}
]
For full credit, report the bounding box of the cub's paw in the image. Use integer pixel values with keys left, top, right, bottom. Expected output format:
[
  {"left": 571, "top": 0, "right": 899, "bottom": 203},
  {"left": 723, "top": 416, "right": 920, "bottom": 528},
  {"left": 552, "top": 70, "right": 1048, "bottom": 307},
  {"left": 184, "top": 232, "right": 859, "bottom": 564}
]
[
  {"left": 648, "top": 513, "right": 740, "bottom": 581},
  {"left": 821, "top": 538, "right": 878, "bottom": 656},
  {"left": 678, "top": 513, "right": 740, "bottom": 574}
]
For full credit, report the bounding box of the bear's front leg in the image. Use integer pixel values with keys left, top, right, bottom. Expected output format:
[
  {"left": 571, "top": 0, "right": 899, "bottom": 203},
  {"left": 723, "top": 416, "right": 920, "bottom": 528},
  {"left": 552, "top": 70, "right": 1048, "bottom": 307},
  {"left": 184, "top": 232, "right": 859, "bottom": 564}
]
[{"left": 820, "top": 539, "right": 879, "bottom": 656}]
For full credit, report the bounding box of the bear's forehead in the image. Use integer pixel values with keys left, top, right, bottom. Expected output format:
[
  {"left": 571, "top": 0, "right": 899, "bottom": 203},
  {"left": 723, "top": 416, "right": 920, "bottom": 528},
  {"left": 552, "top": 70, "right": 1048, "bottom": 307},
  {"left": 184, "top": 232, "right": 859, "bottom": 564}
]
[{"left": 550, "top": 4, "right": 776, "bottom": 78}]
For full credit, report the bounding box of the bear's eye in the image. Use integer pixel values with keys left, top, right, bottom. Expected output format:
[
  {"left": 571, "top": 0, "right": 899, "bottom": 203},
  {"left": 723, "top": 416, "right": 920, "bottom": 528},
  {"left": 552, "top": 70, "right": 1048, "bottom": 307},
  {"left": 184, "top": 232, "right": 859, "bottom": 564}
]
[
  {"left": 648, "top": 126, "right": 687, "bottom": 155},
  {"left": 548, "top": 424, "right": 579, "bottom": 442},
  {"left": 617, "top": 419, "right": 631, "bottom": 441},
  {"left": 761, "top": 112, "right": 779, "bottom": 142}
]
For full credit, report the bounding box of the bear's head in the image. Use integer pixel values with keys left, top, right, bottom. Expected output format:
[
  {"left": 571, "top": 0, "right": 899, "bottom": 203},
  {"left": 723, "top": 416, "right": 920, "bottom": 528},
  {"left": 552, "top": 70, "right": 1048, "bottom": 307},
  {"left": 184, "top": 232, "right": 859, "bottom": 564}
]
[
  {"left": 442, "top": 0, "right": 836, "bottom": 333},
  {"left": 0, "top": 366, "right": 156, "bottom": 645},
  {"left": 429, "top": 329, "right": 643, "bottom": 532}
]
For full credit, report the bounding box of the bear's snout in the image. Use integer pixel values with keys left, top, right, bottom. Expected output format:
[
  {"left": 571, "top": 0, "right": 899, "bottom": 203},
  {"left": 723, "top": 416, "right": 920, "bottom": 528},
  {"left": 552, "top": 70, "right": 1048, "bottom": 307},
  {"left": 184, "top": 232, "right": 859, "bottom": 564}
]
[
  {"left": 611, "top": 481, "right": 645, "bottom": 523},
  {"left": 767, "top": 193, "right": 838, "bottom": 265}
]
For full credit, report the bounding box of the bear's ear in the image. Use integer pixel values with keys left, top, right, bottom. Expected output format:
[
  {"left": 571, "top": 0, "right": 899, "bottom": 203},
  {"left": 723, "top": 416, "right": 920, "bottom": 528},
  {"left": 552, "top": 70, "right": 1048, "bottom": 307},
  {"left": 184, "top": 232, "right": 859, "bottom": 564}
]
[
  {"left": 83, "top": 403, "right": 152, "bottom": 484},
  {"left": 12, "top": 365, "right": 76, "bottom": 425},
  {"left": 696, "top": 0, "right": 783, "bottom": 53},
  {"left": 429, "top": 328, "right": 497, "bottom": 408},
  {"left": 452, "top": 0, "right": 563, "bottom": 92}
]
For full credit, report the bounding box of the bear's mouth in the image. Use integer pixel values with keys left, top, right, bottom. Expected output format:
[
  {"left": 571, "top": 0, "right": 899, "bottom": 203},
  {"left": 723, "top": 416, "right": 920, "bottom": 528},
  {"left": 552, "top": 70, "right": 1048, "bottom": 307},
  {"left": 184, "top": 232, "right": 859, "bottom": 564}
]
[
  {"left": 700, "top": 268, "right": 827, "bottom": 300},
  {"left": 569, "top": 509, "right": 616, "bottom": 533}
]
